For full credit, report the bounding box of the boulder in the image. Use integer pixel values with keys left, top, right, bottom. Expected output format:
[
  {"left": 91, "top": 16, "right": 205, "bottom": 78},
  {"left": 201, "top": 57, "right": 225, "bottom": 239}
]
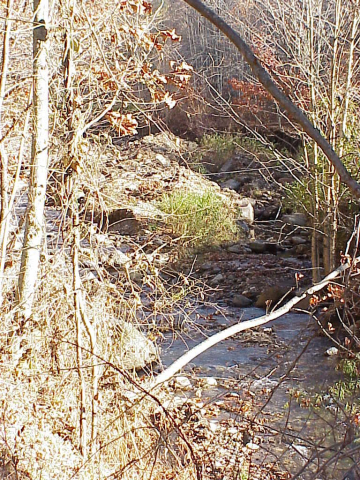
[
  {"left": 222, "top": 178, "right": 241, "bottom": 191},
  {"left": 258, "top": 205, "right": 280, "bottom": 221},
  {"left": 112, "top": 320, "right": 158, "bottom": 370},
  {"left": 232, "top": 294, "right": 253, "bottom": 308},
  {"left": 255, "top": 286, "right": 293, "bottom": 309},
  {"left": 249, "top": 241, "right": 267, "bottom": 254},
  {"left": 282, "top": 213, "right": 307, "bottom": 227},
  {"left": 249, "top": 241, "right": 278, "bottom": 255}
]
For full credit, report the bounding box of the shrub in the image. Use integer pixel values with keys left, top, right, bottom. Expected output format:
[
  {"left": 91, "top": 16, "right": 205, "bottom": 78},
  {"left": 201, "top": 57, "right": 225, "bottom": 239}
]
[
  {"left": 200, "top": 133, "right": 236, "bottom": 159},
  {"left": 158, "top": 190, "right": 239, "bottom": 249},
  {"left": 194, "top": 134, "right": 236, "bottom": 171}
]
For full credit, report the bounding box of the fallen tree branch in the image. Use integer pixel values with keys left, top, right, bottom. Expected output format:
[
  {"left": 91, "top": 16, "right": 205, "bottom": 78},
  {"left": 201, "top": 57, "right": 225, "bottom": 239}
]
[
  {"left": 151, "top": 256, "right": 360, "bottom": 389},
  {"left": 181, "top": 0, "right": 360, "bottom": 199}
]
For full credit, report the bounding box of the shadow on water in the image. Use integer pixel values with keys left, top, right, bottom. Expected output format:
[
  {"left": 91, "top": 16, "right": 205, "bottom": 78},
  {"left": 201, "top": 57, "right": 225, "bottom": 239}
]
[{"left": 158, "top": 306, "right": 360, "bottom": 479}]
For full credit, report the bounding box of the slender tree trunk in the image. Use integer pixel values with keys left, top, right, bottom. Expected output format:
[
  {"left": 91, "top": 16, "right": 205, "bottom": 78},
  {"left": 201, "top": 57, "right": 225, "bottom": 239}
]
[
  {"left": 339, "top": 1, "right": 359, "bottom": 155},
  {"left": 306, "top": 0, "right": 322, "bottom": 282},
  {"left": 0, "top": 0, "right": 13, "bottom": 305},
  {"left": 324, "top": 0, "right": 341, "bottom": 274},
  {"left": 17, "top": 0, "right": 49, "bottom": 318}
]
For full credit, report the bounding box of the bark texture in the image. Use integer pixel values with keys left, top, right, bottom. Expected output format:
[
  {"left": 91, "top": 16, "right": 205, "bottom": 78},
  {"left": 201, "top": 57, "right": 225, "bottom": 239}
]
[{"left": 18, "top": 0, "right": 49, "bottom": 318}]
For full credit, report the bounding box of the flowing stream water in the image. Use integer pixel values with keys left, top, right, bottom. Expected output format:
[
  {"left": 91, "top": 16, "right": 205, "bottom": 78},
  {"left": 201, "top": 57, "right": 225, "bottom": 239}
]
[{"left": 158, "top": 305, "right": 359, "bottom": 479}]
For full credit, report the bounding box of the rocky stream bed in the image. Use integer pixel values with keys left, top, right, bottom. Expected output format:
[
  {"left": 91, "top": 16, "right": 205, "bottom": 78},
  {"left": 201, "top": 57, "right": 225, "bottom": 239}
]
[{"left": 10, "top": 132, "right": 360, "bottom": 479}]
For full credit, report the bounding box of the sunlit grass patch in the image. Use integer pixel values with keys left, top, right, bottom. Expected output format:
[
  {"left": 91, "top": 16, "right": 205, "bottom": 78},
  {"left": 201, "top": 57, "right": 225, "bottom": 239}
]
[{"left": 158, "top": 190, "right": 239, "bottom": 249}]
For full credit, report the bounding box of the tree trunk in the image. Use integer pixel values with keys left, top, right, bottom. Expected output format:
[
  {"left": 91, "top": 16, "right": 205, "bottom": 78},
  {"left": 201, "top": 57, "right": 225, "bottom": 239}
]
[
  {"left": 0, "top": 0, "right": 13, "bottom": 306},
  {"left": 17, "top": 0, "right": 49, "bottom": 318},
  {"left": 307, "top": 0, "right": 321, "bottom": 283}
]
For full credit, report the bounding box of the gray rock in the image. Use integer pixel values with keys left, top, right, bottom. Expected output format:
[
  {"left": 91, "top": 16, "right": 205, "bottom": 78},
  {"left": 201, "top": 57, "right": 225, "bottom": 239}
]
[
  {"left": 238, "top": 197, "right": 255, "bottom": 224},
  {"left": 326, "top": 347, "right": 339, "bottom": 356},
  {"left": 222, "top": 178, "right": 241, "bottom": 191},
  {"left": 227, "top": 243, "right": 243, "bottom": 254},
  {"left": 211, "top": 273, "right": 224, "bottom": 285},
  {"left": 290, "top": 236, "right": 307, "bottom": 245},
  {"left": 249, "top": 241, "right": 267, "bottom": 254},
  {"left": 260, "top": 205, "right": 280, "bottom": 220},
  {"left": 198, "top": 376, "right": 218, "bottom": 388},
  {"left": 172, "top": 376, "right": 192, "bottom": 390},
  {"left": 246, "top": 442, "right": 260, "bottom": 451},
  {"left": 232, "top": 294, "right": 252, "bottom": 308},
  {"left": 112, "top": 320, "right": 158, "bottom": 370},
  {"left": 239, "top": 203, "right": 254, "bottom": 223},
  {"left": 238, "top": 197, "right": 256, "bottom": 207},
  {"left": 249, "top": 241, "right": 278, "bottom": 255},
  {"left": 155, "top": 153, "right": 170, "bottom": 167},
  {"left": 282, "top": 213, "right": 307, "bottom": 227}
]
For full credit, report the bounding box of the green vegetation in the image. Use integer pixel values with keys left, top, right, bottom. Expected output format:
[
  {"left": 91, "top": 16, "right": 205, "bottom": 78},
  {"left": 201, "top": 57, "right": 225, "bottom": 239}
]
[
  {"left": 235, "top": 135, "right": 277, "bottom": 157},
  {"left": 330, "top": 359, "right": 360, "bottom": 405},
  {"left": 158, "top": 190, "right": 239, "bottom": 249},
  {"left": 282, "top": 174, "right": 312, "bottom": 213},
  {"left": 200, "top": 133, "right": 236, "bottom": 160}
]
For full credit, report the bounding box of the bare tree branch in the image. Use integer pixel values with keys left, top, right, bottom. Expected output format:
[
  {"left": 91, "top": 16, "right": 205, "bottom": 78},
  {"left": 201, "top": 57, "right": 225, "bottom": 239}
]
[{"left": 182, "top": 0, "right": 360, "bottom": 199}]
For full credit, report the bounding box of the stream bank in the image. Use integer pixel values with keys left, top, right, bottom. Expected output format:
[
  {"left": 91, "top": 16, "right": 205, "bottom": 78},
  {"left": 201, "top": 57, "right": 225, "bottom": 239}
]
[{"left": 10, "top": 131, "right": 359, "bottom": 479}]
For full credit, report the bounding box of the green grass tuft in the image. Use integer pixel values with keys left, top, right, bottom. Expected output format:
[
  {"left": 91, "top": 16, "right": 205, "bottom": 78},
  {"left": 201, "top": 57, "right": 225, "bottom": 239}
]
[{"left": 158, "top": 190, "right": 239, "bottom": 249}]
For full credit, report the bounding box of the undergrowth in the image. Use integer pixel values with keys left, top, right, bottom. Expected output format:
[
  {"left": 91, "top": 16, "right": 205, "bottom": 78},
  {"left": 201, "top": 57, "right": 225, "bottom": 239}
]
[
  {"left": 0, "top": 244, "right": 200, "bottom": 480},
  {"left": 158, "top": 190, "right": 239, "bottom": 249},
  {"left": 200, "top": 133, "right": 236, "bottom": 160}
]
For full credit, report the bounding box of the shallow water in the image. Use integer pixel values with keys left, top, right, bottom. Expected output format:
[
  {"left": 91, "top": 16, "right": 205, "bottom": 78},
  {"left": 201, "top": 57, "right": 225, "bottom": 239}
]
[{"left": 158, "top": 306, "right": 359, "bottom": 479}]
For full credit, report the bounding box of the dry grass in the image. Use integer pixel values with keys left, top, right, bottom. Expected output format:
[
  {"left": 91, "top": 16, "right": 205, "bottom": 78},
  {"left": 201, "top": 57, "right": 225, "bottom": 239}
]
[{"left": 0, "top": 241, "right": 204, "bottom": 479}]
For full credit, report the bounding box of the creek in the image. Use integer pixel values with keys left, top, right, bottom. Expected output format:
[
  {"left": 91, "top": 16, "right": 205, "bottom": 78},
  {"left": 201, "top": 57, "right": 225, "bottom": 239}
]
[{"left": 158, "top": 304, "right": 359, "bottom": 479}]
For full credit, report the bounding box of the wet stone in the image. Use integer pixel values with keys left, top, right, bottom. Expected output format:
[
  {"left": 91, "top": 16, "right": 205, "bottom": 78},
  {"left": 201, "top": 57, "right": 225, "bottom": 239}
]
[{"left": 232, "top": 294, "right": 253, "bottom": 308}]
